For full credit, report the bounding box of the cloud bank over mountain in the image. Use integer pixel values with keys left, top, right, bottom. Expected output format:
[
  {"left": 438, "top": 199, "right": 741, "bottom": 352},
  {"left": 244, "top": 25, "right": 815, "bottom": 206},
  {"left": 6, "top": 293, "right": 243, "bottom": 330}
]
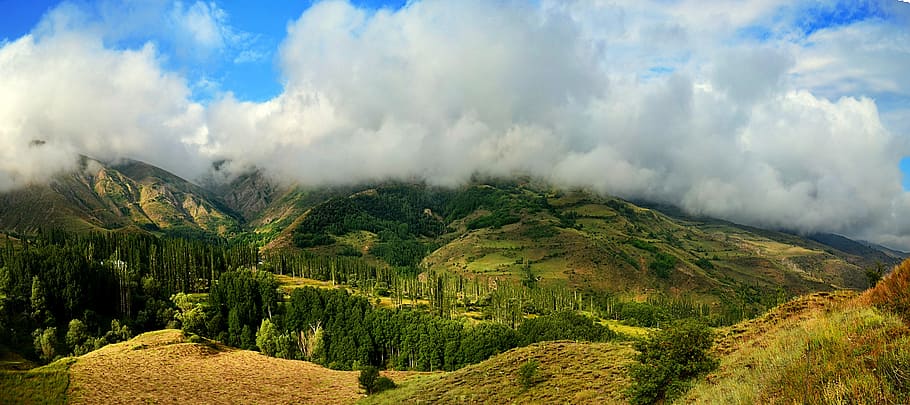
[{"left": 1, "top": 0, "right": 909, "bottom": 248}]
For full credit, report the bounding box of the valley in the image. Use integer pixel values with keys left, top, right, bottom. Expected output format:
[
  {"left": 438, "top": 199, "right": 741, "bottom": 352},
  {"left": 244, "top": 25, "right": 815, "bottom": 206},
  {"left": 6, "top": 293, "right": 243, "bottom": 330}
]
[
  {"left": 0, "top": 160, "right": 906, "bottom": 404},
  {"left": 3, "top": 1, "right": 907, "bottom": 403}
]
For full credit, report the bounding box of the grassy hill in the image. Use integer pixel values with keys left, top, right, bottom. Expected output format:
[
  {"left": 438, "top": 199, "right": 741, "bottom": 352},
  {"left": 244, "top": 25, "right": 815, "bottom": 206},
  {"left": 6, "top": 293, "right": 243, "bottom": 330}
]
[
  {"left": 0, "top": 329, "right": 377, "bottom": 405},
  {"left": 362, "top": 340, "right": 636, "bottom": 404},
  {"left": 359, "top": 261, "right": 910, "bottom": 404},
  {"left": 683, "top": 262, "right": 910, "bottom": 404}
]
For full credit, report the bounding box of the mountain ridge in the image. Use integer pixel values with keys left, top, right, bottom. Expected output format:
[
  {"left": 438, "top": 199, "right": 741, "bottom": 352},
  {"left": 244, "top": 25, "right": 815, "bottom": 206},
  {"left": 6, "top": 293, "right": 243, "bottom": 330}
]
[
  {"left": 0, "top": 159, "right": 901, "bottom": 314},
  {"left": 0, "top": 157, "right": 241, "bottom": 238}
]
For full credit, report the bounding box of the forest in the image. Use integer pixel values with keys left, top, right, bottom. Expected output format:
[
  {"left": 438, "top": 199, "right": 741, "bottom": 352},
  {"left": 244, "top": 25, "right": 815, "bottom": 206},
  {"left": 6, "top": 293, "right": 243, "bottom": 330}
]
[
  {"left": 0, "top": 231, "right": 258, "bottom": 361},
  {"left": 193, "top": 274, "right": 615, "bottom": 371},
  {"left": 0, "top": 228, "right": 722, "bottom": 372}
]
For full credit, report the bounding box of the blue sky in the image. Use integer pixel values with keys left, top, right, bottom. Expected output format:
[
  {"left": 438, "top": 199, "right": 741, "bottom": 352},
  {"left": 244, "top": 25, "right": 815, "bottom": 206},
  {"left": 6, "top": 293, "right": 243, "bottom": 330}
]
[
  {"left": 1, "top": 0, "right": 909, "bottom": 247},
  {"left": 0, "top": 0, "right": 903, "bottom": 104},
  {"left": 0, "top": 0, "right": 406, "bottom": 102}
]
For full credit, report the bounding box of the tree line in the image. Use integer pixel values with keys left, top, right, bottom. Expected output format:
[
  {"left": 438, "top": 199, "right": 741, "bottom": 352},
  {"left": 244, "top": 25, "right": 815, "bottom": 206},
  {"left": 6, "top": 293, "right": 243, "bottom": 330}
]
[
  {"left": 0, "top": 231, "right": 258, "bottom": 362},
  {"left": 179, "top": 270, "right": 616, "bottom": 371}
]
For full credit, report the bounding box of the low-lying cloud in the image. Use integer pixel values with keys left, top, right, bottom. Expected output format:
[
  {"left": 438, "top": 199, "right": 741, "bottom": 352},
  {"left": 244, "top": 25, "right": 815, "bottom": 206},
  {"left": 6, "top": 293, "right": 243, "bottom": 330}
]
[{"left": 1, "top": 0, "right": 909, "bottom": 249}]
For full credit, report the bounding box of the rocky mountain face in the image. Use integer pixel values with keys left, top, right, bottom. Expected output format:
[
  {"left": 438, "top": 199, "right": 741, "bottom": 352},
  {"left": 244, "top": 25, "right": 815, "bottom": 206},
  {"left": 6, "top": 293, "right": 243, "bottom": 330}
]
[
  {"left": 205, "top": 169, "right": 280, "bottom": 223},
  {"left": 0, "top": 158, "right": 240, "bottom": 237}
]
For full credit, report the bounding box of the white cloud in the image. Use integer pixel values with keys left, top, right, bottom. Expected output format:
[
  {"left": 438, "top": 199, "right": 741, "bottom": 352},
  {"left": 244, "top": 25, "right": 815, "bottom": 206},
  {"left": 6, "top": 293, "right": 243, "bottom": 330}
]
[
  {"left": 0, "top": 30, "right": 207, "bottom": 186},
  {"left": 207, "top": 0, "right": 908, "bottom": 248},
  {"left": 168, "top": 1, "right": 228, "bottom": 59},
  {"left": 2, "top": 0, "right": 910, "bottom": 249}
]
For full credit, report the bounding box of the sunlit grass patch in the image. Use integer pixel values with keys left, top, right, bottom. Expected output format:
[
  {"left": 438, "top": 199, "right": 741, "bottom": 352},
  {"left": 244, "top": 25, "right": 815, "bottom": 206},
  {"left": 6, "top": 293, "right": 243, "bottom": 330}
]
[{"left": 0, "top": 357, "right": 75, "bottom": 405}]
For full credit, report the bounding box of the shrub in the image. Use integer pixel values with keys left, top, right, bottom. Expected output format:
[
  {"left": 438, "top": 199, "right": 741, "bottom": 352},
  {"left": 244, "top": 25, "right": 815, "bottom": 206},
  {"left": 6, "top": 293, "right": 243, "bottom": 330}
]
[
  {"left": 373, "top": 376, "right": 396, "bottom": 393},
  {"left": 626, "top": 319, "right": 717, "bottom": 404},
  {"left": 518, "top": 359, "right": 541, "bottom": 390},
  {"left": 359, "top": 366, "right": 396, "bottom": 394},
  {"left": 523, "top": 225, "right": 558, "bottom": 239},
  {"left": 466, "top": 212, "right": 520, "bottom": 230},
  {"left": 630, "top": 239, "right": 658, "bottom": 253},
  {"left": 695, "top": 257, "right": 714, "bottom": 270},
  {"left": 65, "top": 319, "right": 90, "bottom": 355},
  {"left": 649, "top": 253, "right": 676, "bottom": 279},
  {"left": 33, "top": 327, "right": 59, "bottom": 363},
  {"left": 359, "top": 366, "right": 379, "bottom": 394}
]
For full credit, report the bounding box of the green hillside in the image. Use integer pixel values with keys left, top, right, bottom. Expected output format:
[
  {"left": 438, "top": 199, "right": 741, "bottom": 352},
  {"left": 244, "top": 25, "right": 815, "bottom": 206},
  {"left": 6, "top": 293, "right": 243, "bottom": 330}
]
[
  {"left": 260, "top": 181, "right": 886, "bottom": 319},
  {"left": 0, "top": 161, "right": 899, "bottom": 323}
]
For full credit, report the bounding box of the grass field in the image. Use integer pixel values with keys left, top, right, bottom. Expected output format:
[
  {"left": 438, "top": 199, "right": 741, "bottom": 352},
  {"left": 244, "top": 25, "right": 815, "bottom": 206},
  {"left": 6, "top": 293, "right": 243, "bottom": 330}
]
[
  {"left": 274, "top": 273, "right": 432, "bottom": 309},
  {"left": 275, "top": 273, "right": 338, "bottom": 292}
]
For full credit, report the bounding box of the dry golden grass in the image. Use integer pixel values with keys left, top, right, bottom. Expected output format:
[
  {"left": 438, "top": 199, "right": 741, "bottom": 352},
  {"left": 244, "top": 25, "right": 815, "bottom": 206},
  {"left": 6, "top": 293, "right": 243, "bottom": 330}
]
[
  {"left": 362, "top": 340, "right": 636, "bottom": 404},
  {"left": 712, "top": 291, "right": 856, "bottom": 356},
  {"left": 67, "top": 329, "right": 364, "bottom": 405},
  {"left": 864, "top": 258, "right": 910, "bottom": 323},
  {"left": 685, "top": 289, "right": 910, "bottom": 404}
]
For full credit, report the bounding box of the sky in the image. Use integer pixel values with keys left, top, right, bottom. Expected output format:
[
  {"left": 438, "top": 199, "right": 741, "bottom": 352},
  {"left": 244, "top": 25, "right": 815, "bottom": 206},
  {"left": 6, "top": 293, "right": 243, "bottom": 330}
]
[{"left": 1, "top": 0, "right": 909, "bottom": 249}]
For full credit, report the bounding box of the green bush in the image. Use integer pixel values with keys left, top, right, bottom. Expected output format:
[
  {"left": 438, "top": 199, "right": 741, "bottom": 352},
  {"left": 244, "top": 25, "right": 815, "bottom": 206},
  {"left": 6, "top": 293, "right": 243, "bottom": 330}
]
[
  {"left": 626, "top": 319, "right": 718, "bottom": 404},
  {"left": 518, "top": 359, "right": 540, "bottom": 390},
  {"left": 523, "top": 225, "right": 558, "bottom": 239},
  {"left": 359, "top": 366, "right": 379, "bottom": 394},
  {"left": 466, "top": 212, "right": 520, "bottom": 230},
  {"left": 695, "top": 257, "right": 714, "bottom": 270},
  {"left": 373, "top": 376, "right": 397, "bottom": 393},
  {"left": 359, "top": 366, "right": 396, "bottom": 394},
  {"left": 518, "top": 311, "right": 615, "bottom": 344},
  {"left": 630, "top": 239, "right": 658, "bottom": 253},
  {"left": 649, "top": 253, "right": 677, "bottom": 279}
]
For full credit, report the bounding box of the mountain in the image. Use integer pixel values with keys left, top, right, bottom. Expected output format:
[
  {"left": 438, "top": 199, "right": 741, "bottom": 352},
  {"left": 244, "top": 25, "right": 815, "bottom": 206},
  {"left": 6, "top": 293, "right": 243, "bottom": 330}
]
[
  {"left": 1, "top": 158, "right": 900, "bottom": 313},
  {"left": 808, "top": 233, "right": 907, "bottom": 265},
  {"left": 0, "top": 157, "right": 241, "bottom": 238},
  {"left": 229, "top": 178, "right": 899, "bottom": 317}
]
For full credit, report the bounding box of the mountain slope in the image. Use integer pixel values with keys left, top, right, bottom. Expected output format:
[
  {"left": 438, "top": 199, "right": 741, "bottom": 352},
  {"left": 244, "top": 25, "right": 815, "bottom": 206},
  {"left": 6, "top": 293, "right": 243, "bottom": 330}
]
[
  {"left": 0, "top": 158, "right": 241, "bottom": 238},
  {"left": 1, "top": 156, "right": 898, "bottom": 313},
  {"left": 257, "top": 181, "right": 890, "bottom": 317}
]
